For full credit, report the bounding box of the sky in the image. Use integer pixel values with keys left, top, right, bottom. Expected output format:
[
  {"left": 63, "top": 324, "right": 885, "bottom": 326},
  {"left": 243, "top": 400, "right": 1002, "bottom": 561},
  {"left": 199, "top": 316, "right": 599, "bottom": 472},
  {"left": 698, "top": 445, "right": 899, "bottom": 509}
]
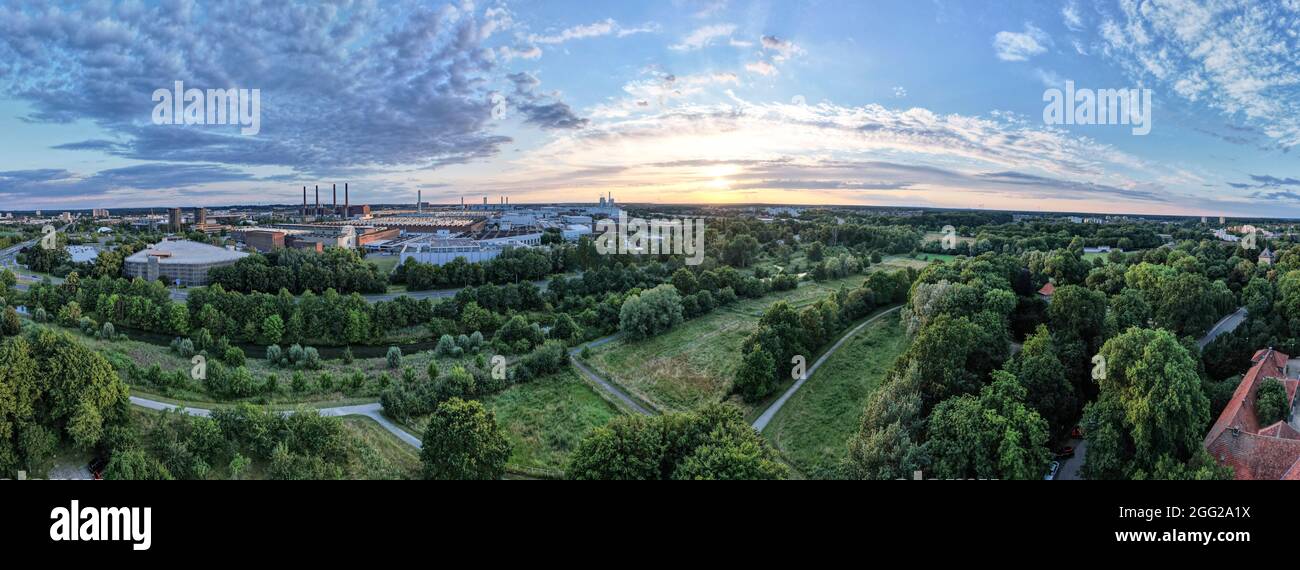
[{"left": 3, "top": 0, "right": 1300, "bottom": 217}]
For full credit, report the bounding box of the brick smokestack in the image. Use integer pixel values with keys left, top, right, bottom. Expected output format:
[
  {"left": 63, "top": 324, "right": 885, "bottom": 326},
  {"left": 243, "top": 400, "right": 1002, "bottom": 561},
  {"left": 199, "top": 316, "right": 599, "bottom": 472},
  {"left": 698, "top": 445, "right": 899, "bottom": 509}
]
[
  {"left": 332, "top": 184, "right": 337, "bottom": 217},
  {"left": 302, "top": 186, "right": 307, "bottom": 218},
  {"left": 345, "top": 183, "right": 349, "bottom": 219},
  {"left": 315, "top": 185, "right": 320, "bottom": 217}
]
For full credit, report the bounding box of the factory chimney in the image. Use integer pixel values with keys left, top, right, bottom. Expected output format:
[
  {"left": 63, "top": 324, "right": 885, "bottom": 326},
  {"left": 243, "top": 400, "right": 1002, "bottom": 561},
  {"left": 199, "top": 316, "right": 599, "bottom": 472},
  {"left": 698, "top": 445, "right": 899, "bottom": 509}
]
[
  {"left": 315, "top": 185, "right": 320, "bottom": 218},
  {"left": 302, "top": 186, "right": 307, "bottom": 218},
  {"left": 332, "top": 184, "right": 337, "bottom": 218},
  {"left": 344, "top": 183, "right": 349, "bottom": 219}
]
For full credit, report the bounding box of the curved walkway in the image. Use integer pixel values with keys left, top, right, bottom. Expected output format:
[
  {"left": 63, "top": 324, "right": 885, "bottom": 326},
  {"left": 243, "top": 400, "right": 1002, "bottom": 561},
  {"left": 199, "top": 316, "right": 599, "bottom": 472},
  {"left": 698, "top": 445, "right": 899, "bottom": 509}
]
[
  {"left": 568, "top": 335, "right": 652, "bottom": 415},
  {"left": 751, "top": 305, "right": 903, "bottom": 432},
  {"left": 128, "top": 396, "right": 422, "bottom": 449}
]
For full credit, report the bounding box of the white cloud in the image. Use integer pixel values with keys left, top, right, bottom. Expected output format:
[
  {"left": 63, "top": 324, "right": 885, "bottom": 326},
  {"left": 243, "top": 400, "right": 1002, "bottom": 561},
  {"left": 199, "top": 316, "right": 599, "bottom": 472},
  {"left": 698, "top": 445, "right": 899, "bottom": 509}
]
[
  {"left": 670, "top": 23, "right": 737, "bottom": 51},
  {"left": 746, "top": 60, "right": 778, "bottom": 76},
  {"left": 1100, "top": 0, "right": 1300, "bottom": 147},
  {"left": 527, "top": 18, "right": 657, "bottom": 45},
  {"left": 1062, "top": 1, "right": 1084, "bottom": 32},
  {"left": 993, "top": 23, "right": 1051, "bottom": 61}
]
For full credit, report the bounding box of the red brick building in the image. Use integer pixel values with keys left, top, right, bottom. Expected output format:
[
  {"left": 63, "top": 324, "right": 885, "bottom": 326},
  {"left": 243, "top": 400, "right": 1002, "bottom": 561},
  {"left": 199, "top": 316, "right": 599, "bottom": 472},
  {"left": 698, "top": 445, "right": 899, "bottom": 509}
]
[{"left": 1203, "top": 349, "right": 1300, "bottom": 479}]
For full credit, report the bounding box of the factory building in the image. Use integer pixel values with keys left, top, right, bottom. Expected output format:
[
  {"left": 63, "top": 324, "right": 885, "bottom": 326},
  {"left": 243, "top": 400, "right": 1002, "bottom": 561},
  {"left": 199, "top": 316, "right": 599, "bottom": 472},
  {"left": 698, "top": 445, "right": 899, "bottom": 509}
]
[{"left": 123, "top": 238, "right": 248, "bottom": 286}]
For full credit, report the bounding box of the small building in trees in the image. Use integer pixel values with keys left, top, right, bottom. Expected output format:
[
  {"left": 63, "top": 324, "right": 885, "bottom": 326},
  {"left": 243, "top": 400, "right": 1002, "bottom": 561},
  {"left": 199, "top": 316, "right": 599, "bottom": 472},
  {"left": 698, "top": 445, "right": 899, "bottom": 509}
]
[
  {"left": 1203, "top": 348, "right": 1300, "bottom": 480},
  {"left": 1258, "top": 248, "right": 1277, "bottom": 266},
  {"left": 1037, "top": 282, "right": 1055, "bottom": 302}
]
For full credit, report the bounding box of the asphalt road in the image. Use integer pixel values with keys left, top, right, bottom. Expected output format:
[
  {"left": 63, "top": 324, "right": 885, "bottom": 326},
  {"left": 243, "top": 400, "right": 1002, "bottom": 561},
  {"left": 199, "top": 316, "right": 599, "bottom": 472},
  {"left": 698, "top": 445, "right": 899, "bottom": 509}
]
[
  {"left": 1198, "top": 306, "right": 1248, "bottom": 349},
  {"left": 128, "top": 396, "right": 422, "bottom": 449},
  {"left": 751, "top": 305, "right": 903, "bottom": 432}
]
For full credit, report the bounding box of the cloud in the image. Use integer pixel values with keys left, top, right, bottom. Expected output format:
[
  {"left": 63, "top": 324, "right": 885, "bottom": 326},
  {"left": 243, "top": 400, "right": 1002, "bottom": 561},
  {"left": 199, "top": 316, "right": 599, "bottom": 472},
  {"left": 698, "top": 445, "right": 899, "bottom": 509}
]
[
  {"left": 1099, "top": 0, "right": 1300, "bottom": 148},
  {"left": 0, "top": 163, "right": 260, "bottom": 202},
  {"left": 526, "top": 18, "right": 657, "bottom": 45},
  {"left": 505, "top": 72, "right": 589, "bottom": 130},
  {"left": 760, "top": 35, "right": 804, "bottom": 61},
  {"left": 0, "top": 1, "right": 519, "bottom": 174},
  {"left": 746, "top": 60, "right": 778, "bottom": 76},
  {"left": 993, "top": 23, "right": 1051, "bottom": 61},
  {"left": 670, "top": 24, "right": 738, "bottom": 51},
  {"left": 1062, "top": 1, "right": 1084, "bottom": 32}
]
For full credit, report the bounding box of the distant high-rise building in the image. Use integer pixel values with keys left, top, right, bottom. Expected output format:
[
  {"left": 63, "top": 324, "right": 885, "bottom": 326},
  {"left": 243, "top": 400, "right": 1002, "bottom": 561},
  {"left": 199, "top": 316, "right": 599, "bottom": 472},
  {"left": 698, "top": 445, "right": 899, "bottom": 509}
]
[
  {"left": 195, "top": 207, "right": 207, "bottom": 225},
  {"left": 92, "top": 208, "right": 110, "bottom": 218},
  {"left": 168, "top": 208, "right": 183, "bottom": 231}
]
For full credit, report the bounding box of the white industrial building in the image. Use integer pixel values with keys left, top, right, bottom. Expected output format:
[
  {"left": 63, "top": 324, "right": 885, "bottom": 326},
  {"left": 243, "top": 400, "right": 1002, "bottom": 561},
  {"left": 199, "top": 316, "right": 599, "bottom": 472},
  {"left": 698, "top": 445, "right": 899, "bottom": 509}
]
[{"left": 124, "top": 238, "right": 248, "bottom": 286}]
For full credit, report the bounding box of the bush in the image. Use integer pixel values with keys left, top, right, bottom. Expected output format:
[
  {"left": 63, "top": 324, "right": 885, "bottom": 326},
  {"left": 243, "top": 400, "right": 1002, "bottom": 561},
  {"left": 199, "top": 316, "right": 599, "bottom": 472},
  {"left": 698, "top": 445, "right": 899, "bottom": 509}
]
[
  {"left": 301, "top": 347, "right": 321, "bottom": 370},
  {"left": 386, "top": 346, "right": 403, "bottom": 369},
  {"left": 291, "top": 371, "right": 310, "bottom": 393},
  {"left": 223, "top": 346, "right": 246, "bottom": 367},
  {"left": 341, "top": 346, "right": 354, "bottom": 365},
  {"left": 435, "top": 335, "right": 457, "bottom": 357},
  {"left": 99, "top": 321, "right": 116, "bottom": 340},
  {"left": 266, "top": 345, "right": 283, "bottom": 365}
]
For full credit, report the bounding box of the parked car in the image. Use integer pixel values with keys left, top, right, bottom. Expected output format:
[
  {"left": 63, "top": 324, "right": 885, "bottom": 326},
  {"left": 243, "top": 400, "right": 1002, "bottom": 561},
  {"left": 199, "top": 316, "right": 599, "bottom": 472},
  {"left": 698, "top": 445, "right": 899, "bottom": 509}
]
[
  {"left": 1054, "top": 446, "right": 1075, "bottom": 459},
  {"left": 1070, "top": 425, "right": 1084, "bottom": 439},
  {"left": 1043, "top": 461, "right": 1061, "bottom": 480},
  {"left": 88, "top": 457, "right": 108, "bottom": 480}
]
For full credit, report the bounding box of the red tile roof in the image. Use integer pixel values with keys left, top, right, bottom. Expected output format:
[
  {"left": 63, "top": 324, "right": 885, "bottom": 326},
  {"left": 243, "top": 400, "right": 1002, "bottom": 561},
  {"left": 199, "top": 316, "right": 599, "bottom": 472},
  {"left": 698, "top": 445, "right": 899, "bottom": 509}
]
[
  {"left": 1204, "top": 348, "right": 1300, "bottom": 480},
  {"left": 1037, "top": 282, "right": 1055, "bottom": 296}
]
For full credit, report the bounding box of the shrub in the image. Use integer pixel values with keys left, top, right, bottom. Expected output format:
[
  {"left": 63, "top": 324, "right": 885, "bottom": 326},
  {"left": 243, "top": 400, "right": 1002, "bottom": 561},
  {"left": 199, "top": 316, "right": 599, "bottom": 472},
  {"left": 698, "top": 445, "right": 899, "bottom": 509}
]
[
  {"left": 301, "top": 347, "right": 321, "bottom": 370},
  {"left": 386, "top": 346, "right": 403, "bottom": 369},
  {"left": 435, "top": 335, "right": 457, "bottom": 357},
  {"left": 223, "top": 346, "right": 246, "bottom": 367},
  {"left": 99, "top": 321, "right": 116, "bottom": 340},
  {"left": 291, "top": 371, "right": 310, "bottom": 393},
  {"left": 266, "top": 345, "right": 283, "bottom": 365}
]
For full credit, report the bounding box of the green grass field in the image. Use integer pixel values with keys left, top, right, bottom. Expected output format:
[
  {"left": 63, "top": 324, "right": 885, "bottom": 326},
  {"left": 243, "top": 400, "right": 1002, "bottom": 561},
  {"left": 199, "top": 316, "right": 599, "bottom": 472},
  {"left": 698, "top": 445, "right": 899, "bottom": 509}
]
[
  {"left": 480, "top": 368, "right": 620, "bottom": 475},
  {"left": 585, "top": 274, "right": 877, "bottom": 415},
  {"left": 400, "top": 368, "right": 620, "bottom": 476},
  {"left": 762, "top": 315, "right": 908, "bottom": 476},
  {"left": 340, "top": 416, "right": 422, "bottom": 479}
]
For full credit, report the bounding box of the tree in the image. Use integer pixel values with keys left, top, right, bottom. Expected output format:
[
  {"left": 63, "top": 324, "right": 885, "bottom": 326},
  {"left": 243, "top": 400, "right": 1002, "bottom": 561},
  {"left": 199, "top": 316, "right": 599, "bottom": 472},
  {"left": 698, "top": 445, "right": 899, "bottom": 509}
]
[
  {"left": 1256, "top": 378, "right": 1290, "bottom": 427},
  {"left": 568, "top": 404, "right": 787, "bottom": 480},
  {"left": 1047, "top": 285, "right": 1106, "bottom": 344},
  {"left": 619, "top": 284, "right": 684, "bottom": 340},
  {"left": 549, "top": 313, "right": 581, "bottom": 343},
  {"left": 925, "top": 370, "right": 1052, "bottom": 480},
  {"left": 1005, "top": 325, "right": 1076, "bottom": 436},
  {"left": 733, "top": 347, "right": 778, "bottom": 402},
  {"left": 1082, "top": 328, "right": 1210, "bottom": 479},
  {"left": 386, "top": 346, "right": 402, "bottom": 369},
  {"left": 103, "top": 449, "right": 174, "bottom": 480},
  {"left": 261, "top": 314, "right": 285, "bottom": 346},
  {"left": 722, "top": 234, "right": 760, "bottom": 268},
  {"left": 0, "top": 306, "right": 19, "bottom": 337},
  {"left": 671, "top": 268, "right": 699, "bottom": 295},
  {"left": 420, "top": 398, "right": 511, "bottom": 480}
]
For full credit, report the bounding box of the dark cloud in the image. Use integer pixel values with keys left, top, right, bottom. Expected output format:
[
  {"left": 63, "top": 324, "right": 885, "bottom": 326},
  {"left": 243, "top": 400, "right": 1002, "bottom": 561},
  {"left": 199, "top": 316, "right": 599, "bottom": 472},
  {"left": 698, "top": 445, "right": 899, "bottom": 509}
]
[
  {"left": 0, "top": 163, "right": 259, "bottom": 200},
  {"left": 0, "top": 1, "right": 517, "bottom": 174},
  {"left": 505, "top": 71, "right": 588, "bottom": 130},
  {"left": 975, "top": 171, "right": 1166, "bottom": 201}
]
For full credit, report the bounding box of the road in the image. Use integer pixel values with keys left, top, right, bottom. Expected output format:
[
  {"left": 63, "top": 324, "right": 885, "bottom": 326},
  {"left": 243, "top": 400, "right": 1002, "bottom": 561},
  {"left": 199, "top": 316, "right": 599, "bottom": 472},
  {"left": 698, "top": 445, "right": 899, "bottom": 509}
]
[
  {"left": 1057, "top": 440, "right": 1087, "bottom": 480},
  {"left": 751, "top": 305, "right": 903, "bottom": 432},
  {"left": 568, "top": 335, "right": 652, "bottom": 415},
  {"left": 128, "top": 396, "right": 422, "bottom": 449},
  {"left": 1198, "top": 306, "right": 1248, "bottom": 349}
]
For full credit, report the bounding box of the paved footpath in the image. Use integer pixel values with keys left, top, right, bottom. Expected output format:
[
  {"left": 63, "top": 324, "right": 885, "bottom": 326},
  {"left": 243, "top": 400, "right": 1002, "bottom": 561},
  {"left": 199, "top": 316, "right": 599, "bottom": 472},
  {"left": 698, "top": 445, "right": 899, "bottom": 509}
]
[
  {"left": 568, "top": 335, "right": 652, "bottom": 415},
  {"left": 751, "top": 305, "right": 902, "bottom": 432},
  {"left": 128, "top": 396, "right": 422, "bottom": 449}
]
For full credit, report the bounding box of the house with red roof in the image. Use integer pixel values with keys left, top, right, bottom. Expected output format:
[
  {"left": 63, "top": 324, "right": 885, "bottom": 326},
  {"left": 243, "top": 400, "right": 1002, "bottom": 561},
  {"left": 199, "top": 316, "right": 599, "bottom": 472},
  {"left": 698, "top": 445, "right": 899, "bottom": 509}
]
[
  {"left": 1037, "top": 282, "right": 1055, "bottom": 300},
  {"left": 1203, "top": 348, "right": 1300, "bottom": 480}
]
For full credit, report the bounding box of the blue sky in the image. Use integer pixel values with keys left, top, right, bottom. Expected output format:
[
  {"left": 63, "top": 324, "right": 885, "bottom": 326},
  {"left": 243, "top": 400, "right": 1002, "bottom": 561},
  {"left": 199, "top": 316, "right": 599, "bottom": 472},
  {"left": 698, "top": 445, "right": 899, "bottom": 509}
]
[{"left": 2, "top": 0, "right": 1300, "bottom": 217}]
